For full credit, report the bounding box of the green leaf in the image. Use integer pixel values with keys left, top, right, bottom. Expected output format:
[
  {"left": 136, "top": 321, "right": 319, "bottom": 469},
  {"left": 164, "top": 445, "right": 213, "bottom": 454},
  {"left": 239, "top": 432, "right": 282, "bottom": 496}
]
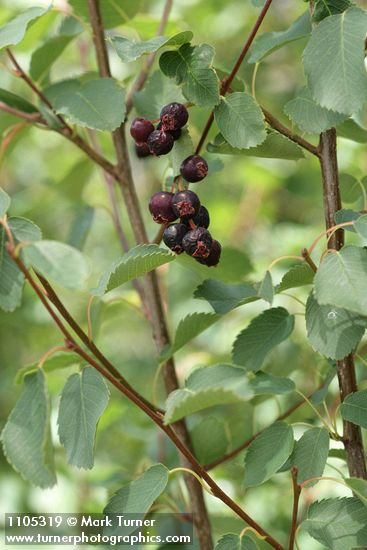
[
  {"left": 311, "top": 366, "right": 337, "bottom": 405},
  {"left": 30, "top": 36, "right": 75, "bottom": 85},
  {"left": 58, "top": 367, "right": 109, "bottom": 469},
  {"left": 0, "top": 226, "right": 24, "bottom": 312},
  {"left": 160, "top": 312, "right": 221, "bottom": 362},
  {"left": 159, "top": 43, "right": 220, "bottom": 107},
  {"left": 69, "top": 0, "right": 143, "bottom": 28},
  {"left": 303, "top": 8, "right": 367, "bottom": 114},
  {"left": 94, "top": 244, "right": 175, "bottom": 296},
  {"left": 339, "top": 173, "right": 363, "bottom": 204},
  {"left": 258, "top": 270, "right": 273, "bottom": 305},
  {"left": 8, "top": 217, "right": 42, "bottom": 243},
  {"left": 340, "top": 390, "right": 367, "bottom": 428},
  {"left": 293, "top": 427, "right": 329, "bottom": 485},
  {"left": 104, "top": 463, "right": 169, "bottom": 517},
  {"left": 0, "top": 88, "right": 38, "bottom": 114},
  {"left": 0, "top": 6, "right": 49, "bottom": 50},
  {"left": 250, "top": 371, "right": 295, "bottom": 395},
  {"left": 334, "top": 208, "right": 360, "bottom": 230},
  {"left": 68, "top": 206, "right": 95, "bottom": 250},
  {"left": 337, "top": 119, "right": 367, "bottom": 143},
  {"left": 52, "top": 78, "right": 126, "bottom": 131},
  {"left": 284, "top": 87, "right": 347, "bottom": 134},
  {"left": 111, "top": 31, "right": 193, "bottom": 62},
  {"left": 22, "top": 240, "right": 90, "bottom": 291},
  {"left": 170, "top": 127, "right": 194, "bottom": 176},
  {"left": 0, "top": 187, "right": 10, "bottom": 218},
  {"left": 232, "top": 307, "right": 295, "bottom": 372},
  {"left": 303, "top": 497, "right": 367, "bottom": 550},
  {"left": 215, "top": 534, "right": 259, "bottom": 550},
  {"left": 194, "top": 279, "right": 258, "bottom": 314},
  {"left": 1, "top": 370, "right": 56, "bottom": 488},
  {"left": 15, "top": 351, "right": 81, "bottom": 385},
  {"left": 207, "top": 131, "right": 304, "bottom": 160},
  {"left": 314, "top": 246, "right": 367, "bottom": 317},
  {"left": 191, "top": 417, "right": 229, "bottom": 465},
  {"left": 305, "top": 294, "right": 366, "bottom": 360},
  {"left": 214, "top": 93, "right": 266, "bottom": 149},
  {"left": 353, "top": 214, "right": 367, "bottom": 240},
  {"left": 277, "top": 263, "right": 315, "bottom": 293},
  {"left": 313, "top": 0, "right": 352, "bottom": 22},
  {"left": 345, "top": 478, "right": 367, "bottom": 507},
  {"left": 249, "top": 11, "right": 312, "bottom": 63},
  {"left": 133, "top": 70, "right": 185, "bottom": 119},
  {"left": 244, "top": 421, "right": 294, "bottom": 487},
  {"left": 164, "top": 364, "right": 254, "bottom": 424}
]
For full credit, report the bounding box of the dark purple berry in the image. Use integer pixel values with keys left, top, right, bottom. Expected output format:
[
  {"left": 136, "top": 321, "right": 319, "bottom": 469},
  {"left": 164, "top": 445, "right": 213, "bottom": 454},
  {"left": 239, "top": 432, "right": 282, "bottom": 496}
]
[
  {"left": 157, "top": 121, "right": 181, "bottom": 141},
  {"left": 149, "top": 192, "right": 177, "bottom": 224},
  {"left": 163, "top": 223, "right": 189, "bottom": 254},
  {"left": 180, "top": 155, "right": 208, "bottom": 183},
  {"left": 172, "top": 190, "right": 200, "bottom": 220},
  {"left": 160, "top": 102, "right": 189, "bottom": 131},
  {"left": 182, "top": 227, "right": 213, "bottom": 258},
  {"left": 183, "top": 205, "right": 210, "bottom": 229},
  {"left": 135, "top": 142, "right": 151, "bottom": 158},
  {"left": 147, "top": 130, "right": 174, "bottom": 156},
  {"left": 130, "top": 117, "right": 154, "bottom": 143},
  {"left": 196, "top": 240, "right": 222, "bottom": 267}
]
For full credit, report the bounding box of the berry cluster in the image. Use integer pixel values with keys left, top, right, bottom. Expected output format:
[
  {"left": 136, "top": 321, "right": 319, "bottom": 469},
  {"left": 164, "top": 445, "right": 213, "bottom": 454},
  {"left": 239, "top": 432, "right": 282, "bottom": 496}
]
[{"left": 130, "top": 102, "right": 221, "bottom": 267}]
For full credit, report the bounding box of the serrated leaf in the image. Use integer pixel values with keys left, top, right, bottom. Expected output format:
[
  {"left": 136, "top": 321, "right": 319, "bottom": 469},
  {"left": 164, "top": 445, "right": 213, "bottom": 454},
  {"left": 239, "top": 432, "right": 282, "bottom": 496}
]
[
  {"left": 69, "top": 0, "right": 143, "bottom": 28},
  {"left": 159, "top": 43, "right": 220, "bottom": 107},
  {"left": 15, "top": 351, "right": 80, "bottom": 385},
  {"left": 94, "top": 244, "right": 175, "bottom": 296},
  {"left": 52, "top": 78, "right": 126, "bottom": 131},
  {"left": 191, "top": 417, "right": 229, "bottom": 465},
  {"left": 303, "top": 497, "right": 367, "bottom": 550},
  {"left": 249, "top": 11, "right": 312, "bottom": 63},
  {"left": 215, "top": 533, "right": 259, "bottom": 550},
  {"left": 345, "top": 478, "right": 367, "bottom": 507},
  {"left": 306, "top": 294, "right": 366, "bottom": 360},
  {"left": 334, "top": 208, "right": 360, "bottom": 231},
  {"left": 277, "top": 263, "right": 315, "bottom": 293},
  {"left": 0, "top": 88, "right": 38, "bottom": 114},
  {"left": 0, "top": 187, "right": 10, "bottom": 218},
  {"left": 214, "top": 93, "right": 266, "bottom": 149},
  {"left": 244, "top": 421, "right": 294, "bottom": 487},
  {"left": 194, "top": 279, "right": 258, "bottom": 314},
  {"left": 1, "top": 370, "right": 56, "bottom": 488},
  {"left": 303, "top": 8, "right": 367, "bottom": 114},
  {"left": 164, "top": 364, "right": 254, "bottom": 423},
  {"left": 284, "top": 86, "right": 347, "bottom": 134},
  {"left": 314, "top": 246, "right": 367, "bottom": 317},
  {"left": 313, "top": 0, "right": 352, "bottom": 22},
  {"left": 208, "top": 130, "right": 304, "bottom": 160},
  {"left": 111, "top": 31, "right": 193, "bottom": 62},
  {"left": 250, "top": 371, "right": 295, "bottom": 395},
  {"left": 22, "top": 240, "right": 89, "bottom": 291},
  {"left": 0, "top": 226, "right": 24, "bottom": 312},
  {"left": 232, "top": 307, "right": 295, "bottom": 371},
  {"left": 160, "top": 312, "right": 221, "bottom": 362},
  {"left": 258, "top": 270, "right": 273, "bottom": 304},
  {"left": 30, "top": 36, "right": 75, "bottom": 85},
  {"left": 133, "top": 70, "right": 185, "bottom": 119},
  {"left": 340, "top": 390, "right": 367, "bottom": 428},
  {"left": 293, "top": 427, "right": 329, "bottom": 485},
  {"left": 170, "top": 127, "right": 194, "bottom": 176},
  {"left": 58, "top": 367, "right": 109, "bottom": 469},
  {"left": 0, "top": 6, "right": 49, "bottom": 50}
]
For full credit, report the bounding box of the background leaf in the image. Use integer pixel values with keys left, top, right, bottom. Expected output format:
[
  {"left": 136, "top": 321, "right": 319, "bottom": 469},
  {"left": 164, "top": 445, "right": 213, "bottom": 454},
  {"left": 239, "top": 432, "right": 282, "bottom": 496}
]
[
  {"left": 191, "top": 417, "right": 229, "bottom": 465},
  {"left": 194, "top": 279, "right": 258, "bottom": 314},
  {"left": 215, "top": 533, "right": 259, "bottom": 549},
  {"left": 0, "top": 188, "right": 10, "bottom": 218},
  {"left": 111, "top": 31, "right": 193, "bottom": 62},
  {"left": 293, "top": 427, "right": 329, "bottom": 485},
  {"left": 340, "top": 390, "right": 367, "bottom": 428},
  {"left": 0, "top": 6, "right": 48, "bottom": 49}
]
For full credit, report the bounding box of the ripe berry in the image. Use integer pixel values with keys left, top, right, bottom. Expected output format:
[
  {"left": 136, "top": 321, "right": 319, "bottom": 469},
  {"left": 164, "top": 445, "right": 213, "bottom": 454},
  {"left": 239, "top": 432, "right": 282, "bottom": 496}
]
[
  {"left": 130, "top": 117, "right": 154, "bottom": 143},
  {"left": 182, "top": 227, "right": 213, "bottom": 258},
  {"left": 172, "top": 190, "right": 200, "bottom": 220},
  {"left": 196, "top": 240, "right": 222, "bottom": 266},
  {"left": 163, "top": 223, "right": 188, "bottom": 254},
  {"left": 135, "top": 142, "right": 151, "bottom": 158},
  {"left": 160, "top": 102, "right": 189, "bottom": 131},
  {"left": 157, "top": 121, "right": 181, "bottom": 141},
  {"left": 149, "top": 192, "right": 177, "bottom": 224},
  {"left": 183, "top": 205, "right": 210, "bottom": 229},
  {"left": 147, "top": 130, "right": 174, "bottom": 156},
  {"left": 180, "top": 155, "right": 208, "bottom": 183}
]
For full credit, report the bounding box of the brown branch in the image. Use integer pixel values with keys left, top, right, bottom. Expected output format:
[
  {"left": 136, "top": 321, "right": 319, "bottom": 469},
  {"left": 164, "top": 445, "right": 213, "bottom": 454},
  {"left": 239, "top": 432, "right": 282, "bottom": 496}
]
[
  {"left": 288, "top": 468, "right": 301, "bottom": 550},
  {"left": 195, "top": 0, "right": 275, "bottom": 154},
  {"left": 125, "top": 0, "right": 173, "bottom": 114},
  {"left": 301, "top": 247, "right": 318, "bottom": 273},
  {"left": 319, "top": 128, "right": 367, "bottom": 479},
  {"left": 0, "top": 102, "right": 43, "bottom": 123},
  {"left": 262, "top": 109, "right": 319, "bottom": 157}
]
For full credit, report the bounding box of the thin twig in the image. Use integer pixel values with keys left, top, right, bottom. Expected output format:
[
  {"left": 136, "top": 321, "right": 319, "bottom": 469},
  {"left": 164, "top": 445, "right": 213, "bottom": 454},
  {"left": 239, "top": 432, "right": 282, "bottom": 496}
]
[
  {"left": 0, "top": 102, "right": 43, "bottom": 123},
  {"left": 288, "top": 468, "right": 301, "bottom": 550}
]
